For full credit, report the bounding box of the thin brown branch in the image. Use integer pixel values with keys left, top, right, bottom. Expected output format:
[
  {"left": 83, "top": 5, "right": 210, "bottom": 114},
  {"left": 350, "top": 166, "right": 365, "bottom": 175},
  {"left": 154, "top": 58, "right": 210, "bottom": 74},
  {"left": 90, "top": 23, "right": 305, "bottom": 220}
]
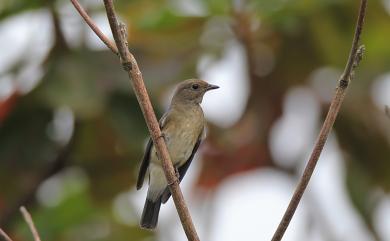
[
  {"left": 70, "top": 0, "right": 118, "bottom": 54},
  {"left": 102, "top": 2, "right": 200, "bottom": 239},
  {"left": 70, "top": 0, "right": 200, "bottom": 240},
  {"left": 0, "top": 228, "right": 13, "bottom": 241},
  {"left": 385, "top": 105, "right": 390, "bottom": 118},
  {"left": 271, "top": 1, "right": 368, "bottom": 241},
  {"left": 20, "top": 207, "right": 42, "bottom": 241}
]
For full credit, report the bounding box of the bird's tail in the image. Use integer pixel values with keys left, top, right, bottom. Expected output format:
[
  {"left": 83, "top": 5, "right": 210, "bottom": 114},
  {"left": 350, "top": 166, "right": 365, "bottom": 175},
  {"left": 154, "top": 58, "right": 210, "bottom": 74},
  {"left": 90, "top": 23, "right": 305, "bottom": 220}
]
[{"left": 140, "top": 197, "right": 162, "bottom": 229}]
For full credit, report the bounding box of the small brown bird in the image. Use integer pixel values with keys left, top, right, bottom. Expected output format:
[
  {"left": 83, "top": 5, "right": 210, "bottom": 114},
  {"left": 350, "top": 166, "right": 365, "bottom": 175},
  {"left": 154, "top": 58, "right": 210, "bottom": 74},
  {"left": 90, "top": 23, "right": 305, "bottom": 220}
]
[{"left": 136, "top": 79, "right": 219, "bottom": 229}]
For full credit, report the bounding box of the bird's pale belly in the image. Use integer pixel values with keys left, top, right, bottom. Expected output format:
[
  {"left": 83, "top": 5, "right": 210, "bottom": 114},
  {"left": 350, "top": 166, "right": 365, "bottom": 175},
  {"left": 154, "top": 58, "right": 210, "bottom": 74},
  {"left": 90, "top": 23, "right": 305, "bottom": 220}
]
[
  {"left": 150, "top": 121, "right": 202, "bottom": 167},
  {"left": 166, "top": 131, "right": 196, "bottom": 166}
]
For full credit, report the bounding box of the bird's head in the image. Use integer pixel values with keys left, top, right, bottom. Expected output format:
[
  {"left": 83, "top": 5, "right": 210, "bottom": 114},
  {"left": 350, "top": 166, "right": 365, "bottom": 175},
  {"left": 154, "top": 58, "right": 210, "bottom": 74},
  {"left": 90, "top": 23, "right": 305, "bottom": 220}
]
[{"left": 172, "top": 79, "right": 219, "bottom": 105}]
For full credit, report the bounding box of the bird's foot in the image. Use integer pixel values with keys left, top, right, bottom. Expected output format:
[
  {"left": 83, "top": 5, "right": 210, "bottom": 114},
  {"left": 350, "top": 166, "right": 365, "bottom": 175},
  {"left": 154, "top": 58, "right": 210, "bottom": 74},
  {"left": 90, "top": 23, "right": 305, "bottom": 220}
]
[
  {"left": 157, "top": 133, "right": 167, "bottom": 142},
  {"left": 175, "top": 167, "right": 180, "bottom": 180},
  {"left": 167, "top": 168, "right": 180, "bottom": 186}
]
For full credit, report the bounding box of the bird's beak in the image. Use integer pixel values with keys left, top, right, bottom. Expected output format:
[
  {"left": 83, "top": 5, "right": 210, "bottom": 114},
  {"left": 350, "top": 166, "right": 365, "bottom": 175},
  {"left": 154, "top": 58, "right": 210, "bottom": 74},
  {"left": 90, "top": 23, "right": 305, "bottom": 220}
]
[{"left": 206, "top": 84, "right": 219, "bottom": 91}]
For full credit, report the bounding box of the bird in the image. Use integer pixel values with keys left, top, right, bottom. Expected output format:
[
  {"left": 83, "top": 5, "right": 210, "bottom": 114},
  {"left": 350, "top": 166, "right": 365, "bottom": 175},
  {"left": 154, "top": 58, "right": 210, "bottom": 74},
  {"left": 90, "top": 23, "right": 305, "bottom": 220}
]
[{"left": 136, "top": 79, "right": 219, "bottom": 229}]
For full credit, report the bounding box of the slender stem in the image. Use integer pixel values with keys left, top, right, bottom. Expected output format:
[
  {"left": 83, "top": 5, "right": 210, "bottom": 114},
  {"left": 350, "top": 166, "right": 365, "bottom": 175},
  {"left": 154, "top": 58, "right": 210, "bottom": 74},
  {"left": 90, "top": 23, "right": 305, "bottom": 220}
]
[
  {"left": 20, "top": 207, "right": 42, "bottom": 241},
  {"left": 69, "top": 0, "right": 118, "bottom": 54},
  {"left": 70, "top": 0, "right": 200, "bottom": 239},
  {"left": 0, "top": 228, "right": 13, "bottom": 241},
  {"left": 271, "top": 1, "right": 367, "bottom": 241}
]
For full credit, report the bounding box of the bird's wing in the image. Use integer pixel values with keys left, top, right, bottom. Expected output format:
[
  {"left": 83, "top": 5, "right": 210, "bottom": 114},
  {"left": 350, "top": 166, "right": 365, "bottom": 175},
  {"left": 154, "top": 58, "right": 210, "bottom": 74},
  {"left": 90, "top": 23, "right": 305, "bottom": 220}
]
[
  {"left": 161, "top": 128, "right": 204, "bottom": 203},
  {"left": 136, "top": 138, "right": 152, "bottom": 190},
  {"left": 136, "top": 113, "right": 170, "bottom": 190},
  {"left": 177, "top": 138, "right": 202, "bottom": 182}
]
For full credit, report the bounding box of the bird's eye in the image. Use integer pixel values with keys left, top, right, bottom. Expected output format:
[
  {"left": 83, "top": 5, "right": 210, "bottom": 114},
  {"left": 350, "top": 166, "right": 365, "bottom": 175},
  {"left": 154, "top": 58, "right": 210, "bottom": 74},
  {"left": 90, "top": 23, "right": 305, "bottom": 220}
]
[{"left": 192, "top": 84, "right": 199, "bottom": 90}]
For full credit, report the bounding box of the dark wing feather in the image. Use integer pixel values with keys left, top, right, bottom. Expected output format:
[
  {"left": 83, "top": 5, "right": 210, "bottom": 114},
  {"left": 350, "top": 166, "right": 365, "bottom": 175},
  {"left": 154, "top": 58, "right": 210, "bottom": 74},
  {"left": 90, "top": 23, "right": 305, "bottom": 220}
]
[
  {"left": 136, "top": 113, "right": 169, "bottom": 190},
  {"left": 177, "top": 139, "right": 202, "bottom": 182},
  {"left": 161, "top": 137, "right": 202, "bottom": 203},
  {"left": 136, "top": 138, "right": 153, "bottom": 190}
]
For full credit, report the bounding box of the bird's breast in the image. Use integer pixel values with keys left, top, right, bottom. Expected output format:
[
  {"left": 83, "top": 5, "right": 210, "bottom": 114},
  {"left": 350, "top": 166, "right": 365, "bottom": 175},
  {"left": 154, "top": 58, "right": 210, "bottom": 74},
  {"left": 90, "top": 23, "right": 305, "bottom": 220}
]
[
  {"left": 151, "top": 109, "right": 204, "bottom": 167},
  {"left": 165, "top": 119, "right": 202, "bottom": 166}
]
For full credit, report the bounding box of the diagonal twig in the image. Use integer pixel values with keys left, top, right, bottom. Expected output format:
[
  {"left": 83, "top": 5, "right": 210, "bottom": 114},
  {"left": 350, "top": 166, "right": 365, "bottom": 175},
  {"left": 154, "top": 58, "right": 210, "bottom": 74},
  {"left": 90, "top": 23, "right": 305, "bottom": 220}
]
[
  {"left": 70, "top": 0, "right": 200, "bottom": 240},
  {"left": 20, "top": 207, "right": 42, "bottom": 241},
  {"left": 270, "top": 1, "right": 368, "bottom": 241},
  {"left": 0, "top": 228, "right": 13, "bottom": 241},
  {"left": 70, "top": 0, "right": 118, "bottom": 54}
]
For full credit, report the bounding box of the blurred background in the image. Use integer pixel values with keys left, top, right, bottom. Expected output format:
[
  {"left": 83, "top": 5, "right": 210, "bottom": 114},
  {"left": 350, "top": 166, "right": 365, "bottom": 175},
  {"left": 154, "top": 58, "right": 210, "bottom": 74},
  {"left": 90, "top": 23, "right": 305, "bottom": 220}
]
[{"left": 0, "top": 0, "right": 390, "bottom": 240}]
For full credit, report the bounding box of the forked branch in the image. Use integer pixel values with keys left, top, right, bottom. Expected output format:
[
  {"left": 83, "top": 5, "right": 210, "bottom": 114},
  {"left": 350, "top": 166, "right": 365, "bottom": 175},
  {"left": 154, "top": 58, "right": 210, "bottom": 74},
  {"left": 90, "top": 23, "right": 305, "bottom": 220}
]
[
  {"left": 70, "top": 0, "right": 118, "bottom": 54},
  {"left": 70, "top": 0, "right": 200, "bottom": 240},
  {"left": 271, "top": 0, "right": 367, "bottom": 240}
]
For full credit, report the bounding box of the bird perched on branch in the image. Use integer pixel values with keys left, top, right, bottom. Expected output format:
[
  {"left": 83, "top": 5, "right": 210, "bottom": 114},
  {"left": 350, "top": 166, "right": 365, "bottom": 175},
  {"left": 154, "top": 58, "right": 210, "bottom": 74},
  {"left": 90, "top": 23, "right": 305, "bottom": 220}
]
[{"left": 136, "top": 79, "right": 219, "bottom": 229}]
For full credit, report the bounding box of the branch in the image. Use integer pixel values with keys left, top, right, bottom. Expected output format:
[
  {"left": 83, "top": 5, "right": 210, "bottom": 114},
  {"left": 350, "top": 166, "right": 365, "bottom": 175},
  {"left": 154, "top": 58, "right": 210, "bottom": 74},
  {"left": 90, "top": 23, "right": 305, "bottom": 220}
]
[
  {"left": 20, "top": 207, "right": 42, "bottom": 241},
  {"left": 0, "top": 228, "right": 13, "bottom": 241},
  {"left": 0, "top": 207, "right": 43, "bottom": 241},
  {"left": 70, "top": 0, "right": 200, "bottom": 240},
  {"left": 70, "top": 0, "right": 118, "bottom": 54},
  {"left": 271, "top": 1, "right": 367, "bottom": 241},
  {"left": 385, "top": 105, "right": 390, "bottom": 119}
]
